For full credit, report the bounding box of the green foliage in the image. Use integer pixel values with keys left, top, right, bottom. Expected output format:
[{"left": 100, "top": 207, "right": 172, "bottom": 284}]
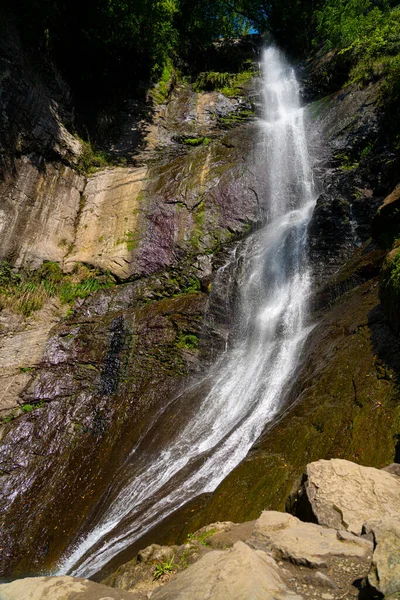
[
  {"left": 186, "top": 528, "right": 217, "bottom": 546},
  {"left": 177, "top": 333, "right": 199, "bottom": 350},
  {"left": 149, "top": 60, "right": 175, "bottom": 105},
  {"left": 1, "top": 401, "right": 45, "bottom": 425},
  {"left": 176, "top": 136, "right": 212, "bottom": 147},
  {"left": 0, "top": 261, "right": 115, "bottom": 317},
  {"left": 21, "top": 402, "right": 44, "bottom": 413},
  {"left": 316, "top": 0, "right": 388, "bottom": 50},
  {"left": 193, "top": 70, "right": 254, "bottom": 96},
  {"left": 219, "top": 107, "right": 255, "bottom": 128},
  {"left": 197, "top": 529, "right": 217, "bottom": 546},
  {"left": 2, "top": 411, "right": 17, "bottom": 424},
  {"left": 315, "top": 1, "right": 400, "bottom": 102},
  {"left": 334, "top": 151, "right": 360, "bottom": 170},
  {"left": 194, "top": 71, "right": 236, "bottom": 92},
  {"left": 176, "top": 0, "right": 253, "bottom": 53},
  {"left": 116, "top": 231, "right": 139, "bottom": 252},
  {"left": 153, "top": 556, "right": 177, "bottom": 580},
  {"left": 384, "top": 250, "right": 400, "bottom": 295},
  {"left": 76, "top": 140, "right": 126, "bottom": 174},
  {"left": 181, "top": 277, "right": 201, "bottom": 294}
]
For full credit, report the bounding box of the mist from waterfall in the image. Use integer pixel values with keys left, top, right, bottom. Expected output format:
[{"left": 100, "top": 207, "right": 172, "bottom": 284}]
[{"left": 57, "top": 46, "right": 317, "bottom": 578}]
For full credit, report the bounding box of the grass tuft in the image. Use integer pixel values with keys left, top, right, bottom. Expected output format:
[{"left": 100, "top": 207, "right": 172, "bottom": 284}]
[{"left": 0, "top": 261, "right": 115, "bottom": 317}]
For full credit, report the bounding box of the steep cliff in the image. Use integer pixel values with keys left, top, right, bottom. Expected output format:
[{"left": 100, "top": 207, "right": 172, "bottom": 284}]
[
  {"left": 0, "top": 24, "right": 263, "bottom": 576},
  {"left": 176, "top": 55, "right": 400, "bottom": 537},
  {"left": 0, "top": 20, "right": 399, "bottom": 587}
]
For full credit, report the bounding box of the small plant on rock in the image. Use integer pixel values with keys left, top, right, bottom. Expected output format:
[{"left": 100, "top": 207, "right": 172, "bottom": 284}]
[{"left": 153, "top": 556, "right": 177, "bottom": 580}]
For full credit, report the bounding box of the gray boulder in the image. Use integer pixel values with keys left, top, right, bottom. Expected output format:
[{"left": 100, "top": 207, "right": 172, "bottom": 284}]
[
  {"left": 247, "top": 511, "right": 372, "bottom": 568},
  {"left": 151, "top": 540, "right": 303, "bottom": 600},
  {"left": 289, "top": 459, "right": 400, "bottom": 534},
  {"left": 364, "top": 518, "right": 400, "bottom": 596}
]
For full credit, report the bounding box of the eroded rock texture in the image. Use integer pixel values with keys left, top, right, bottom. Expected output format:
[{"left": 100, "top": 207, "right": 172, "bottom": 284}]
[{"left": 0, "top": 24, "right": 263, "bottom": 576}]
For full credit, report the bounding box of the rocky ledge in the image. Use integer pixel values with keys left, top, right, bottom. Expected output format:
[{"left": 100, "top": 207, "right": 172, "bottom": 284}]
[{"left": 1, "top": 458, "right": 399, "bottom": 600}]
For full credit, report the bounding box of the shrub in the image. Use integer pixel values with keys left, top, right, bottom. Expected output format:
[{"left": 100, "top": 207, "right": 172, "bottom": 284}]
[{"left": 315, "top": 2, "right": 400, "bottom": 101}]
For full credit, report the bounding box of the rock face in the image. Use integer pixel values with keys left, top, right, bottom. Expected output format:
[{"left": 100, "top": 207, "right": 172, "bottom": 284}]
[
  {"left": 0, "top": 13, "right": 260, "bottom": 278},
  {"left": 0, "top": 21, "right": 263, "bottom": 576},
  {"left": 0, "top": 301, "right": 66, "bottom": 417},
  {"left": 289, "top": 459, "right": 400, "bottom": 535},
  {"left": 0, "top": 159, "right": 85, "bottom": 270},
  {"left": 0, "top": 16, "right": 85, "bottom": 270},
  {"left": 0, "top": 575, "right": 138, "bottom": 600}
]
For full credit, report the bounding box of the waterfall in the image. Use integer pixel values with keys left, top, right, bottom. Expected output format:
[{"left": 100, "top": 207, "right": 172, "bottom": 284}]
[{"left": 57, "top": 46, "right": 317, "bottom": 578}]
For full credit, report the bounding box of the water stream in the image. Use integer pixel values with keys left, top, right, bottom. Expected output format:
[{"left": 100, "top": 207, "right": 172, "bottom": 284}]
[{"left": 58, "top": 46, "right": 317, "bottom": 578}]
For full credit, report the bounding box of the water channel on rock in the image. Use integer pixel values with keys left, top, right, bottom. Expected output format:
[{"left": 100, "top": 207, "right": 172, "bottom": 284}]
[{"left": 57, "top": 46, "right": 318, "bottom": 578}]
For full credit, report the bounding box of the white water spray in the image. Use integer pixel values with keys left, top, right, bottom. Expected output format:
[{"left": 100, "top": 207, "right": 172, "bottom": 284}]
[{"left": 58, "top": 46, "right": 317, "bottom": 578}]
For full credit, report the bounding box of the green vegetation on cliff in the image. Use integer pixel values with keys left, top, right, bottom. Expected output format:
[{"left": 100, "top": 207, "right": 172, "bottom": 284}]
[
  {"left": 0, "top": 261, "right": 115, "bottom": 316},
  {"left": 316, "top": 1, "right": 400, "bottom": 98},
  {"left": 4, "top": 0, "right": 400, "bottom": 141}
]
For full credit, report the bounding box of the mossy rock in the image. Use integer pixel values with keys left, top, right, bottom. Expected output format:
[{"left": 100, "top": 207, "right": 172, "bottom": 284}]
[{"left": 179, "top": 263, "right": 400, "bottom": 535}]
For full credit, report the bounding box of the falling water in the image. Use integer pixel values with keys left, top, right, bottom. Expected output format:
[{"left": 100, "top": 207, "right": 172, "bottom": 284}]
[{"left": 58, "top": 46, "right": 317, "bottom": 578}]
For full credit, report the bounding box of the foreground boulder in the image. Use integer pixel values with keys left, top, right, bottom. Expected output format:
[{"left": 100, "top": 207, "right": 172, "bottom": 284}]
[
  {"left": 150, "top": 541, "right": 302, "bottom": 600},
  {"left": 3, "top": 460, "right": 399, "bottom": 599},
  {"left": 247, "top": 511, "right": 372, "bottom": 568},
  {"left": 103, "top": 521, "right": 256, "bottom": 596},
  {"left": 364, "top": 518, "right": 400, "bottom": 596},
  {"left": 104, "top": 509, "right": 374, "bottom": 599},
  {"left": 289, "top": 458, "right": 400, "bottom": 534},
  {"left": 0, "top": 576, "right": 139, "bottom": 600}
]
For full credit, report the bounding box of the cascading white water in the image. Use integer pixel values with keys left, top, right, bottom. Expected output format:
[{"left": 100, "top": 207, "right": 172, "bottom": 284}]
[{"left": 57, "top": 46, "right": 317, "bottom": 578}]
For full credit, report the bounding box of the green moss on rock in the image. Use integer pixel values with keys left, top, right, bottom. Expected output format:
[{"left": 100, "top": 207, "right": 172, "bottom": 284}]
[
  {"left": 193, "top": 70, "right": 255, "bottom": 97},
  {"left": 179, "top": 268, "right": 400, "bottom": 535}
]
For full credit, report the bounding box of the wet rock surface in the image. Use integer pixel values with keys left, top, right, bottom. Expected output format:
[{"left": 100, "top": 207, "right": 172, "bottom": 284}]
[
  {"left": 0, "top": 280, "right": 213, "bottom": 575},
  {"left": 0, "top": 300, "right": 67, "bottom": 417}
]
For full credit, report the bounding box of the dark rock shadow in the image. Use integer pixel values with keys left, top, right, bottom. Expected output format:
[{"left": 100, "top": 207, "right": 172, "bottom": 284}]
[
  {"left": 368, "top": 303, "right": 400, "bottom": 462},
  {"left": 0, "top": 10, "right": 73, "bottom": 181}
]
